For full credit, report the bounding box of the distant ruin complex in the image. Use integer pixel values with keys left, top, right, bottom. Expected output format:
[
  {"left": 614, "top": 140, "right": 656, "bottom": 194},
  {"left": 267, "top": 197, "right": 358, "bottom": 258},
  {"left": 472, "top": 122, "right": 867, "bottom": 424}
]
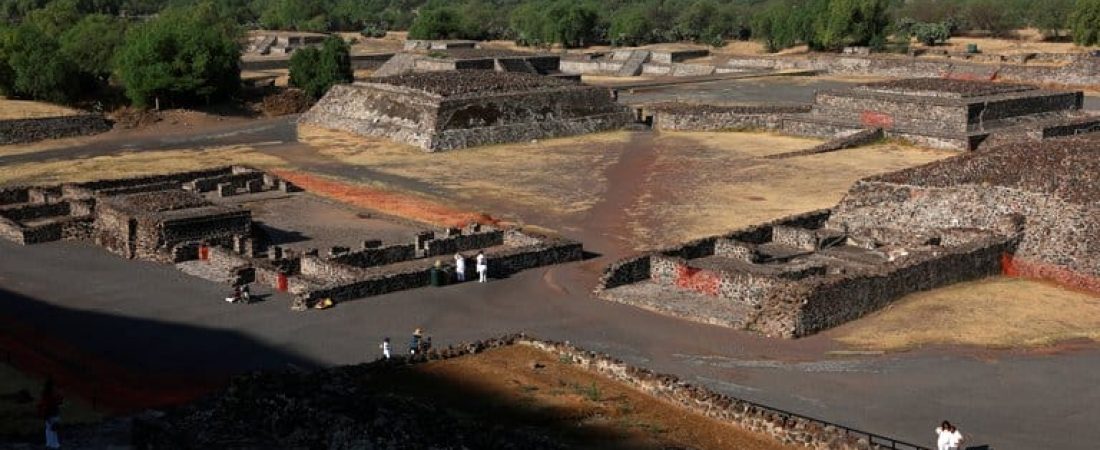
[
  {"left": 0, "top": 167, "right": 583, "bottom": 307},
  {"left": 300, "top": 71, "right": 634, "bottom": 151},
  {"left": 597, "top": 135, "right": 1099, "bottom": 337},
  {"left": 646, "top": 78, "right": 1099, "bottom": 151}
]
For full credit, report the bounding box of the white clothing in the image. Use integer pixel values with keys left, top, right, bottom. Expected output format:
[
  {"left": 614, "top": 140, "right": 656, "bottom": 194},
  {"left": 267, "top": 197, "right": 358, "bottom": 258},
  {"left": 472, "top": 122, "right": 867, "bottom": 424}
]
[
  {"left": 381, "top": 341, "right": 391, "bottom": 359},
  {"left": 935, "top": 427, "right": 962, "bottom": 450},
  {"left": 455, "top": 255, "right": 466, "bottom": 281},
  {"left": 45, "top": 416, "right": 60, "bottom": 449},
  {"left": 475, "top": 254, "right": 487, "bottom": 282}
]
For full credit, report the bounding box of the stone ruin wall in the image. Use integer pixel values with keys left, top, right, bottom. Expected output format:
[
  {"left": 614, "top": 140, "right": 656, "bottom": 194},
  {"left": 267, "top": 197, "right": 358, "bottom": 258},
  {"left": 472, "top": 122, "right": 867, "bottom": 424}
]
[
  {"left": 428, "top": 88, "right": 634, "bottom": 151},
  {"left": 299, "top": 83, "right": 440, "bottom": 149},
  {"left": 596, "top": 208, "right": 1025, "bottom": 337},
  {"left": 138, "top": 333, "right": 911, "bottom": 450},
  {"left": 648, "top": 104, "right": 812, "bottom": 131},
  {"left": 829, "top": 181, "right": 1100, "bottom": 292},
  {"left": 723, "top": 54, "right": 1100, "bottom": 88},
  {"left": 0, "top": 113, "right": 111, "bottom": 145},
  {"left": 301, "top": 82, "right": 634, "bottom": 152}
]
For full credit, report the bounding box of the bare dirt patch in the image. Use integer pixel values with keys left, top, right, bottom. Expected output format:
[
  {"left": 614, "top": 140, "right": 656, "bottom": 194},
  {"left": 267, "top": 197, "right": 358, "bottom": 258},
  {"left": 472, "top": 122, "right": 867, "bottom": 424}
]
[
  {"left": 0, "top": 145, "right": 286, "bottom": 186},
  {"left": 832, "top": 277, "right": 1100, "bottom": 351},
  {"left": 379, "top": 344, "right": 794, "bottom": 450}
]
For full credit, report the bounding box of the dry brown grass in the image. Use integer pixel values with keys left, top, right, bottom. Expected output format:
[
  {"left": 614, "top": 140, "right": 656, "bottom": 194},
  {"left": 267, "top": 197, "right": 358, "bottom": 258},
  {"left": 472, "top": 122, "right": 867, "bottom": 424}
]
[
  {"left": 0, "top": 145, "right": 286, "bottom": 186},
  {"left": 379, "top": 344, "right": 794, "bottom": 450},
  {"left": 921, "top": 29, "right": 1097, "bottom": 55},
  {"left": 833, "top": 277, "right": 1100, "bottom": 351},
  {"left": 300, "top": 126, "right": 632, "bottom": 217},
  {"left": 625, "top": 132, "right": 953, "bottom": 248},
  {"left": 0, "top": 98, "right": 81, "bottom": 120}
]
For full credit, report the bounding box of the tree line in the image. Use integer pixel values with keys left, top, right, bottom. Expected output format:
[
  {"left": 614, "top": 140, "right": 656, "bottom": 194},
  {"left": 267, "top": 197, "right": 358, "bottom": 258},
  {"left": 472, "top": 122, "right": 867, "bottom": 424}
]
[{"left": 0, "top": 0, "right": 1097, "bottom": 108}]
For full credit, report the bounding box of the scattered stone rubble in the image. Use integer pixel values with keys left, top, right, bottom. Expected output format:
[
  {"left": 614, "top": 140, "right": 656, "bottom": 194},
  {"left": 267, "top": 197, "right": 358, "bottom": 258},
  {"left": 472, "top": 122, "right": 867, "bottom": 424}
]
[
  {"left": 0, "top": 166, "right": 584, "bottom": 306},
  {"left": 0, "top": 113, "right": 111, "bottom": 145},
  {"left": 134, "top": 334, "right": 908, "bottom": 450},
  {"left": 597, "top": 135, "right": 1099, "bottom": 337},
  {"left": 300, "top": 71, "right": 634, "bottom": 151}
]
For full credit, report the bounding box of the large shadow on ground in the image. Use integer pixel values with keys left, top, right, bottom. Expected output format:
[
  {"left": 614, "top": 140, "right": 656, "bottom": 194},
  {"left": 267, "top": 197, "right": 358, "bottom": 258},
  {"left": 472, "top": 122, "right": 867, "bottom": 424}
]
[{"left": 0, "top": 287, "right": 320, "bottom": 413}]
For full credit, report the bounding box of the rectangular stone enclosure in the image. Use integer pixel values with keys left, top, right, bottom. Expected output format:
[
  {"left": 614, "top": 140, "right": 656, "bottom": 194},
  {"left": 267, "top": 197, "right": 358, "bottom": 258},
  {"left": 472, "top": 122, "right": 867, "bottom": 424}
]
[{"left": 299, "top": 71, "right": 635, "bottom": 151}]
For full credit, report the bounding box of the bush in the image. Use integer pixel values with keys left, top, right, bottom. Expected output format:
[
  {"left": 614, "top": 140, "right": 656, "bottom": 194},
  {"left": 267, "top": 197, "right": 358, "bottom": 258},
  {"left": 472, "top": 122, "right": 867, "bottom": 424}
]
[
  {"left": 911, "top": 22, "right": 951, "bottom": 46},
  {"left": 289, "top": 36, "right": 352, "bottom": 99},
  {"left": 114, "top": 7, "right": 241, "bottom": 108},
  {"left": 1072, "top": 0, "right": 1100, "bottom": 45},
  {"left": 608, "top": 6, "right": 654, "bottom": 47},
  {"left": 408, "top": 6, "right": 463, "bottom": 39},
  {"left": 60, "top": 14, "right": 127, "bottom": 81},
  {"left": 361, "top": 24, "right": 387, "bottom": 38},
  {"left": 0, "top": 24, "right": 79, "bottom": 103}
]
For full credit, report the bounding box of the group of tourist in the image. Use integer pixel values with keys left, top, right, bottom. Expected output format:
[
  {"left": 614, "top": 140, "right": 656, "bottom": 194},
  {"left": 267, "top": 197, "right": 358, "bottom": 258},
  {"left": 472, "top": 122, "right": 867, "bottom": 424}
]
[
  {"left": 377, "top": 328, "right": 433, "bottom": 360},
  {"left": 452, "top": 250, "right": 488, "bottom": 283},
  {"left": 935, "top": 420, "right": 965, "bottom": 450}
]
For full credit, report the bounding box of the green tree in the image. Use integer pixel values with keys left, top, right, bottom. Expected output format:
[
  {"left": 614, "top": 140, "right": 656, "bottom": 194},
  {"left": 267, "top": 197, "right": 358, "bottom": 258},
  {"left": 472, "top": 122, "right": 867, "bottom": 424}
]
[
  {"left": 511, "top": 2, "right": 550, "bottom": 46},
  {"left": 1071, "top": 0, "right": 1100, "bottom": 45},
  {"left": 1, "top": 24, "right": 78, "bottom": 103},
  {"left": 963, "top": 0, "right": 1013, "bottom": 36},
  {"left": 1031, "top": 0, "right": 1074, "bottom": 40},
  {"left": 26, "top": 0, "right": 82, "bottom": 36},
  {"left": 114, "top": 6, "right": 241, "bottom": 108},
  {"left": 815, "top": 0, "right": 890, "bottom": 50},
  {"left": 910, "top": 22, "right": 950, "bottom": 46},
  {"left": 407, "top": 6, "right": 463, "bottom": 39},
  {"left": 608, "top": 5, "right": 653, "bottom": 46},
  {"left": 259, "top": 0, "right": 326, "bottom": 31},
  {"left": 60, "top": 14, "right": 127, "bottom": 81},
  {"left": 289, "top": 36, "right": 352, "bottom": 98},
  {"left": 544, "top": 0, "right": 598, "bottom": 48}
]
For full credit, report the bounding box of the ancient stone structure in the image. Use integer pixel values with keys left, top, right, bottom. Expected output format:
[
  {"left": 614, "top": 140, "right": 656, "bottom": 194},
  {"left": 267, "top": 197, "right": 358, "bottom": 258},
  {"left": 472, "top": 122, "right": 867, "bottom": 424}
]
[
  {"left": 1, "top": 166, "right": 584, "bottom": 305},
  {"left": 560, "top": 48, "right": 722, "bottom": 77},
  {"left": 93, "top": 191, "right": 251, "bottom": 261},
  {"left": 372, "top": 47, "right": 570, "bottom": 78},
  {"left": 646, "top": 103, "right": 812, "bottom": 131},
  {"left": 597, "top": 135, "right": 1099, "bottom": 337},
  {"left": 781, "top": 78, "right": 1096, "bottom": 150},
  {"left": 645, "top": 79, "right": 1098, "bottom": 151},
  {"left": 300, "top": 71, "right": 635, "bottom": 151},
  {"left": 136, "top": 333, "right": 918, "bottom": 449},
  {"left": 0, "top": 113, "right": 111, "bottom": 145}
]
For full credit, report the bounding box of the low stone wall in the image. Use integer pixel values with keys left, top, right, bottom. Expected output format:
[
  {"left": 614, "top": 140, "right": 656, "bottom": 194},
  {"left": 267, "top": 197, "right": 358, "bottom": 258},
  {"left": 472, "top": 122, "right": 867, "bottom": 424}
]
[
  {"left": 330, "top": 243, "right": 417, "bottom": 268},
  {"left": 649, "top": 103, "right": 812, "bottom": 131},
  {"left": 774, "top": 235, "right": 1017, "bottom": 337},
  {"left": 520, "top": 337, "right": 907, "bottom": 449},
  {"left": 421, "top": 229, "right": 504, "bottom": 257},
  {"left": 594, "top": 254, "right": 652, "bottom": 291},
  {"left": 765, "top": 128, "right": 883, "bottom": 160},
  {"left": 0, "top": 113, "right": 110, "bottom": 145},
  {"left": 137, "top": 333, "right": 913, "bottom": 449}
]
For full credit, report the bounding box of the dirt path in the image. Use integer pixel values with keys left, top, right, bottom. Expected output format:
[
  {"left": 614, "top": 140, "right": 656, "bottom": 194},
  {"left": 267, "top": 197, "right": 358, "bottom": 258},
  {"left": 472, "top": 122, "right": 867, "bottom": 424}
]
[{"left": 579, "top": 131, "right": 661, "bottom": 258}]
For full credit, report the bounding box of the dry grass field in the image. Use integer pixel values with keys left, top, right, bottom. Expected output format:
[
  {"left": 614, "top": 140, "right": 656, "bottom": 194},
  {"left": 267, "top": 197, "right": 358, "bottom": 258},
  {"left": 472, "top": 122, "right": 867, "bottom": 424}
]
[
  {"left": 833, "top": 277, "right": 1100, "bottom": 351},
  {"left": 379, "top": 344, "right": 794, "bottom": 450},
  {"left": 0, "top": 145, "right": 286, "bottom": 186},
  {"left": 298, "top": 126, "right": 954, "bottom": 249},
  {"left": 0, "top": 98, "right": 82, "bottom": 120}
]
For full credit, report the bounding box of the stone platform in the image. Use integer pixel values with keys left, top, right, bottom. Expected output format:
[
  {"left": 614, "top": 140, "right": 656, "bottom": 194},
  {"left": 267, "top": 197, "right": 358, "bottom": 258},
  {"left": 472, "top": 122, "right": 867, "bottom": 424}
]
[
  {"left": 782, "top": 78, "right": 1095, "bottom": 150},
  {"left": 299, "top": 71, "right": 634, "bottom": 151}
]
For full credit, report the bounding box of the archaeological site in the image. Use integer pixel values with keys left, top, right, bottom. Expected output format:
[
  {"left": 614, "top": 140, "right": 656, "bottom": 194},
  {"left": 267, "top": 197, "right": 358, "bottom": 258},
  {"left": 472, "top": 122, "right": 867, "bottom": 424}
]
[
  {"left": 597, "top": 134, "right": 1099, "bottom": 337},
  {"left": 0, "top": 167, "right": 582, "bottom": 308},
  {"left": 300, "top": 71, "right": 634, "bottom": 151}
]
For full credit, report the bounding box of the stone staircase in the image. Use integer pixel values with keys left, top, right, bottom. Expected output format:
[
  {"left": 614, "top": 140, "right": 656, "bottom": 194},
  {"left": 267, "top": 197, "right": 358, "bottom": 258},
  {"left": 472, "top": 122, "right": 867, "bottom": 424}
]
[
  {"left": 496, "top": 58, "right": 538, "bottom": 74},
  {"left": 615, "top": 51, "right": 650, "bottom": 77}
]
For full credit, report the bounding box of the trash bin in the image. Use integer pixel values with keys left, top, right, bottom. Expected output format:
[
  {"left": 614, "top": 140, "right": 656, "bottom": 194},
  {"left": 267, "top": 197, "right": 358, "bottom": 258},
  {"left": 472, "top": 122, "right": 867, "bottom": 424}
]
[
  {"left": 965, "top": 43, "right": 978, "bottom": 54},
  {"left": 429, "top": 267, "right": 442, "bottom": 287}
]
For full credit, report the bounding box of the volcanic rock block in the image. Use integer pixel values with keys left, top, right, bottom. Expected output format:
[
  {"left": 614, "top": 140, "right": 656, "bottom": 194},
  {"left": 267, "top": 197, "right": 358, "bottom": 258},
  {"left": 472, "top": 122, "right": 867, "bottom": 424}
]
[{"left": 299, "top": 71, "right": 634, "bottom": 151}]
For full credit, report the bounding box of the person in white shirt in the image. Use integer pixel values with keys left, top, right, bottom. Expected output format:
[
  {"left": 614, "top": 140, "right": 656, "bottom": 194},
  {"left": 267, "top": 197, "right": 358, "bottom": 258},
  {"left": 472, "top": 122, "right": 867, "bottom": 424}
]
[
  {"left": 475, "top": 250, "right": 487, "bottom": 283},
  {"left": 935, "top": 421, "right": 964, "bottom": 450},
  {"left": 379, "top": 337, "right": 391, "bottom": 359},
  {"left": 454, "top": 253, "right": 466, "bottom": 282}
]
